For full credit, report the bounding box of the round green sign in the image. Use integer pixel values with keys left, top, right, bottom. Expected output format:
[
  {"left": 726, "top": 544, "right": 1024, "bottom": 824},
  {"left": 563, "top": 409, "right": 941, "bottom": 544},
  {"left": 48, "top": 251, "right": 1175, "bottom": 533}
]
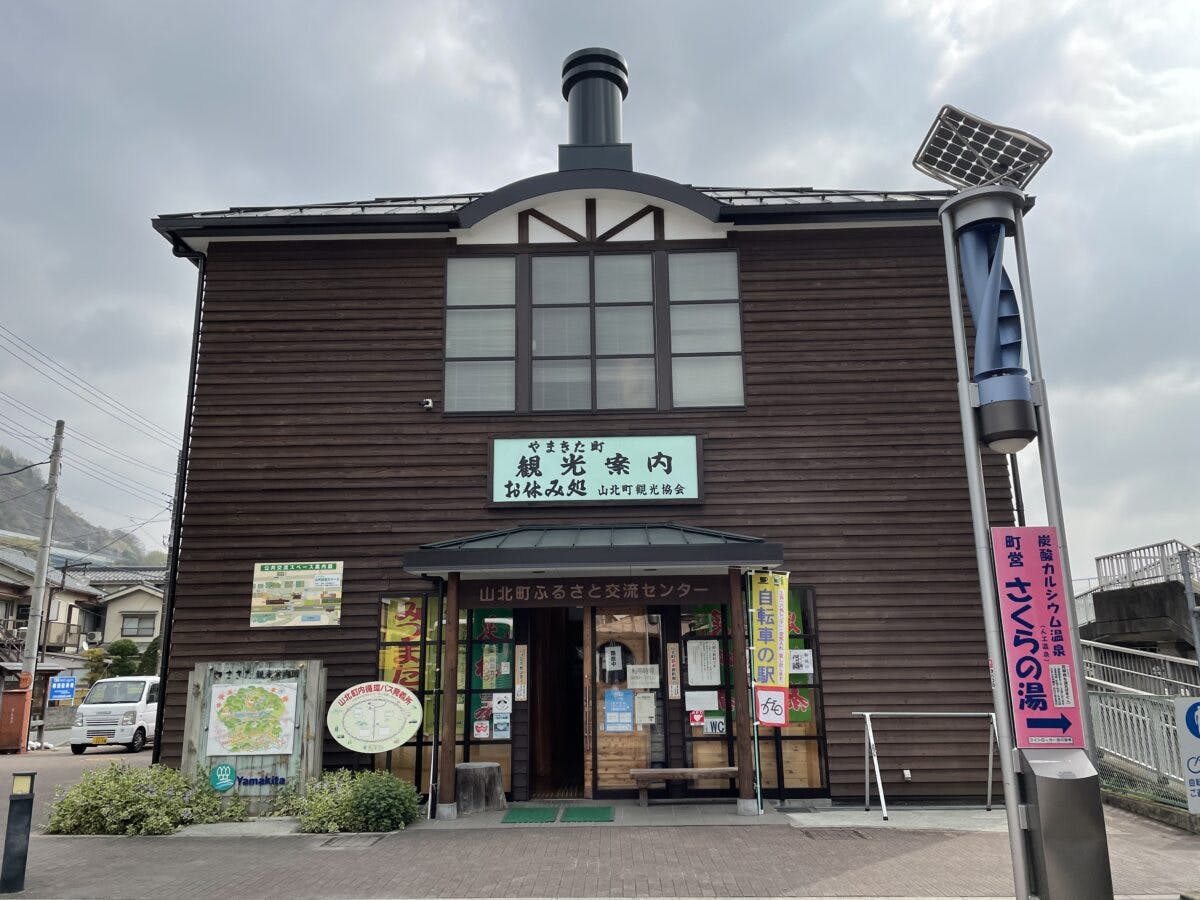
[
  {"left": 210, "top": 764, "right": 236, "bottom": 792},
  {"left": 327, "top": 681, "right": 423, "bottom": 754}
]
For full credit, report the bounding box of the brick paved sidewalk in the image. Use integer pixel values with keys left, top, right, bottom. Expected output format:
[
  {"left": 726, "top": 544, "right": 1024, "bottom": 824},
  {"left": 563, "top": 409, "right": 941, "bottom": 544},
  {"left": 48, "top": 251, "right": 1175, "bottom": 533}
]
[{"left": 8, "top": 806, "right": 1196, "bottom": 899}]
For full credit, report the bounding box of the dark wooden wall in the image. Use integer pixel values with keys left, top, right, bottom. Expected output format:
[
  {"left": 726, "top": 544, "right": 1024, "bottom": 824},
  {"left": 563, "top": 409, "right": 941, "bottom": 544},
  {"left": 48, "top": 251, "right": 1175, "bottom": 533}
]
[{"left": 166, "top": 226, "right": 1012, "bottom": 796}]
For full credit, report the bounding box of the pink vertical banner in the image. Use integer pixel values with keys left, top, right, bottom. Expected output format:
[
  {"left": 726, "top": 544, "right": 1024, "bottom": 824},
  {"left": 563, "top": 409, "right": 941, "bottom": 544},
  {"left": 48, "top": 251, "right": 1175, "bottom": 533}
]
[{"left": 991, "top": 526, "right": 1087, "bottom": 749}]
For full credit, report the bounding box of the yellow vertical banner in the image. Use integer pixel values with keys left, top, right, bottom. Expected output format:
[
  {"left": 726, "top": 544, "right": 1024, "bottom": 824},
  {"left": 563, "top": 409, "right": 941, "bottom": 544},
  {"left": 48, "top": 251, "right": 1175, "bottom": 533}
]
[{"left": 749, "top": 571, "right": 789, "bottom": 689}]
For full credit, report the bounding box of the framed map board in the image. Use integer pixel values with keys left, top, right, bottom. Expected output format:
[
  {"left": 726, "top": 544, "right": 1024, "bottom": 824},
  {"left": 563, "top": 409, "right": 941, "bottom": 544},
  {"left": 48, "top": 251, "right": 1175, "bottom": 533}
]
[{"left": 181, "top": 659, "right": 326, "bottom": 814}]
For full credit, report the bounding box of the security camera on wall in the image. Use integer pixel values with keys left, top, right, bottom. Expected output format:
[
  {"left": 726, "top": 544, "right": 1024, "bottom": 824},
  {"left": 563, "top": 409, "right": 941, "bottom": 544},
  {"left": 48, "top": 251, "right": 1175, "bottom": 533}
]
[{"left": 420, "top": 399, "right": 434, "bottom": 410}]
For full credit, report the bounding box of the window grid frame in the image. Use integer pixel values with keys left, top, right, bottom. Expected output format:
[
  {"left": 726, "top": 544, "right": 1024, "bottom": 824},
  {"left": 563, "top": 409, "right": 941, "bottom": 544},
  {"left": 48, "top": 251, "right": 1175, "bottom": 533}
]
[
  {"left": 120, "top": 614, "right": 156, "bottom": 638},
  {"left": 444, "top": 244, "right": 746, "bottom": 415}
]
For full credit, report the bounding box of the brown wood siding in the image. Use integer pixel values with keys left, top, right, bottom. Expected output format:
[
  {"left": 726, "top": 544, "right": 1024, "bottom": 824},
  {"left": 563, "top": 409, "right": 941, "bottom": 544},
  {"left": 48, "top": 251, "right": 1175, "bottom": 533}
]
[{"left": 165, "top": 228, "right": 1012, "bottom": 798}]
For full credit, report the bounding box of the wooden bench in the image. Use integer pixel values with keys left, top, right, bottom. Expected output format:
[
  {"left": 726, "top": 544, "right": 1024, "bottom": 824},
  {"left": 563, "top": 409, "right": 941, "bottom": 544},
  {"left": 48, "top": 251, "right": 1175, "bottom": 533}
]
[{"left": 629, "top": 766, "right": 738, "bottom": 806}]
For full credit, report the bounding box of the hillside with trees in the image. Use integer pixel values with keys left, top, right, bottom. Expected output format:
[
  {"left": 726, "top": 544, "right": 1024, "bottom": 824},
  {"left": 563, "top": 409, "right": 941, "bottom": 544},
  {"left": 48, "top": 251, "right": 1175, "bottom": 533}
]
[{"left": 0, "top": 446, "right": 167, "bottom": 565}]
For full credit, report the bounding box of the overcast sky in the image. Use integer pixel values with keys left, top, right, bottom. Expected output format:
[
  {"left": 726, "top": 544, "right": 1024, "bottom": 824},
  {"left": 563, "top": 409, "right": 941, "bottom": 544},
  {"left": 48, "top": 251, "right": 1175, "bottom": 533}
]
[{"left": 0, "top": 1, "right": 1196, "bottom": 582}]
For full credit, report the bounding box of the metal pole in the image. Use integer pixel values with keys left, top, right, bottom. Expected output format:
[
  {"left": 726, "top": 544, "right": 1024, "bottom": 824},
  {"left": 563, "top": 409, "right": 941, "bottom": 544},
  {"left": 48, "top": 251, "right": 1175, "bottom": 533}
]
[
  {"left": 19, "top": 421, "right": 64, "bottom": 751},
  {"left": 864, "top": 717, "right": 870, "bottom": 811},
  {"left": 1177, "top": 551, "right": 1200, "bottom": 665},
  {"left": 939, "top": 216, "right": 1031, "bottom": 899},
  {"left": 1009, "top": 455, "right": 1026, "bottom": 526},
  {"left": 865, "top": 715, "right": 888, "bottom": 821},
  {"left": 987, "top": 714, "right": 996, "bottom": 811},
  {"left": 1011, "top": 213, "right": 1099, "bottom": 757}
]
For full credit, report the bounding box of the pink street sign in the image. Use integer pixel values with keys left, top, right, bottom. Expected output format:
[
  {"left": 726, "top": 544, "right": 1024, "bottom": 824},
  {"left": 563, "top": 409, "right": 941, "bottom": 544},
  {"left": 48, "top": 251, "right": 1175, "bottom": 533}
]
[{"left": 991, "top": 526, "right": 1087, "bottom": 750}]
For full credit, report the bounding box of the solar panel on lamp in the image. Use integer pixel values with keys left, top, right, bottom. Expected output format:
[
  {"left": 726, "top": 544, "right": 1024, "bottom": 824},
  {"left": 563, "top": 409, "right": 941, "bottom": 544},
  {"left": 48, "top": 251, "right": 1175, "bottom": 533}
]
[{"left": 913, "top": 105, "right": 1052, "bottom": 190}]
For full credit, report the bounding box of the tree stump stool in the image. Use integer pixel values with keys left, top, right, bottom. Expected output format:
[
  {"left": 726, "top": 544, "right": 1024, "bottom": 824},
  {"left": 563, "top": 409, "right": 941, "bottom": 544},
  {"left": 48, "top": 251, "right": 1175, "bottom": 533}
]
[{"left": 455, "top": 761, "right": 506, "bottom": 815}]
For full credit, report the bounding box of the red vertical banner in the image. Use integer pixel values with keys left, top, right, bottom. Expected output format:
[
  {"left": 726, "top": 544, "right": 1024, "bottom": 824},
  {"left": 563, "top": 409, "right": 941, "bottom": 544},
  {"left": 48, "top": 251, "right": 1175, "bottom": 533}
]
[{"left": 991, "top": 526, "right": 1087, "bottom": 749}]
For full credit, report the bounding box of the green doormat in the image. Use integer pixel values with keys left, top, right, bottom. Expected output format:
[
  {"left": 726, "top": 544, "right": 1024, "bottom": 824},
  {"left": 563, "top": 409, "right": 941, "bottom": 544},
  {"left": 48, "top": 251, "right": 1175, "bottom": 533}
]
[
  {"left": 561, "top": 806, "right": 615, "bottom": 823},
  {"left": 501, "top": 806, "right": 560, "bottom": 824}
]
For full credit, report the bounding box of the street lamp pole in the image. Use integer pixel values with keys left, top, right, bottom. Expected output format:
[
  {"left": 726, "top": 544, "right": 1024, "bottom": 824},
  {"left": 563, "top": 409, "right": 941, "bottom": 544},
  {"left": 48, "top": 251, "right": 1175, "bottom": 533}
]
[{"left": 938, "top": 209, "right": 1032, "bottom": 900}]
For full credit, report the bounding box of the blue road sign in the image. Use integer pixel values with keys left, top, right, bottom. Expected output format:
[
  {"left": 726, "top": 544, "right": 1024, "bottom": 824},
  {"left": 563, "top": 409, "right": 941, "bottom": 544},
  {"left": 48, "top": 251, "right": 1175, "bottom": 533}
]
[{"left": 48, "top": 676, "right": 76, "bottom": 701}]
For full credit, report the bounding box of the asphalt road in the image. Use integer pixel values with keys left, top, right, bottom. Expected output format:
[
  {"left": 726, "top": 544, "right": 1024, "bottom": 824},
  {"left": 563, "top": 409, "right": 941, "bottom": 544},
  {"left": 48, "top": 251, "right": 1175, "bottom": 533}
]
[{"left": 0, "top": 741, "right": 152, "bottom": 834}]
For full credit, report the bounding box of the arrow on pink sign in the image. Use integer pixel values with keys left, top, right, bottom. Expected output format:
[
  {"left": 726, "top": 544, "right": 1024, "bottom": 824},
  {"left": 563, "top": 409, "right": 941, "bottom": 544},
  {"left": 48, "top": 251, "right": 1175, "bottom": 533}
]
[{"left": 1026, "top": 714, "right": 1072, "bottom": 732}]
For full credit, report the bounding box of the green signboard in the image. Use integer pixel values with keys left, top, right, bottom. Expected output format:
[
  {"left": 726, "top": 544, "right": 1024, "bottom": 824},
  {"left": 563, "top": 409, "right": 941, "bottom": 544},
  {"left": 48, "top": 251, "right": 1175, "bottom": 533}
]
[{"left": 491, "top": 435, "right": 700, "bottom": 504}]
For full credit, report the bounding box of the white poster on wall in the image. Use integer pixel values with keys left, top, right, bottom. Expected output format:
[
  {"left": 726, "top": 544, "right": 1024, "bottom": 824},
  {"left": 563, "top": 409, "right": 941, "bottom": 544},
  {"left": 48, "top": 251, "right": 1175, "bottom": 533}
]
[
  {"left": 684, "top": 690, "right": 719, "bottom": 711},
  {"left": 789, "top": 648, "right": 814, "bottom": 675},
  {"left": 687, "top": 640, "right": 721, "bottom": 686},
  {"left": 634, "top": 692, "right": 657, "bottom": 725},
  {"left": 626, "top": 665, "right": 660, "bottom": 689}
]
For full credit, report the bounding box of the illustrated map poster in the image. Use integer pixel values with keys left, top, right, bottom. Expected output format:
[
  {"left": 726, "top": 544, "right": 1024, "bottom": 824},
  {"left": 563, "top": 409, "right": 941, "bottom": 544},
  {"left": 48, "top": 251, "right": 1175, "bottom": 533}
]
[
  {"left": 251, "top": 561, "right": 343, "bottom": 627},
  {"left": 206, "top": 682, "right": 298, "bottom": 757}
]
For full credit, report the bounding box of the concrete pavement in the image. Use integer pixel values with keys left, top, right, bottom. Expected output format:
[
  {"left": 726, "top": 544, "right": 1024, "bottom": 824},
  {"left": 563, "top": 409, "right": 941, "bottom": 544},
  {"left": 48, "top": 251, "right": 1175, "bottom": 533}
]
[{"left": 0, "top": 802, "right": 1193, "bottom": 899}]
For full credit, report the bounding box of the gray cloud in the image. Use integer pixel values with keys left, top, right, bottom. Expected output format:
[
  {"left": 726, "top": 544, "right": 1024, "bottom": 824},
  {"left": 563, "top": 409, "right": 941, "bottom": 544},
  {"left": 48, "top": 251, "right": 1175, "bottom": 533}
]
[{"left": 1, "top": 0, "right": 1195, "bottom": 576}]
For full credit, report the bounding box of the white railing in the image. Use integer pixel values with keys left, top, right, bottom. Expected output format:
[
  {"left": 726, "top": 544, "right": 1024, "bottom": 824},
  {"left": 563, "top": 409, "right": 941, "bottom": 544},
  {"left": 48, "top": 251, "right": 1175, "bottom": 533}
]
[
  {"left": 1074, "top": 585, "right": 1099, "bottom": 626},
  {"left": 1081, "top": 639, "right": 1200, "bottom": 696},
  {"left": 1089, "top": 691, "right": 1186, "bottom": 808},
  {"left": 1096, "top": 539, "right": 1200, "bottom": 590}
]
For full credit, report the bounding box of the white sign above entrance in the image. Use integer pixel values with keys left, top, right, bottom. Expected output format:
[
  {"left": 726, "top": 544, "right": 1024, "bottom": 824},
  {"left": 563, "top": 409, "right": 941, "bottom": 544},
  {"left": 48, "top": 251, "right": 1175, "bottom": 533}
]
[{"left": 491, "top": 435, "right": 701, "bottom": 504}]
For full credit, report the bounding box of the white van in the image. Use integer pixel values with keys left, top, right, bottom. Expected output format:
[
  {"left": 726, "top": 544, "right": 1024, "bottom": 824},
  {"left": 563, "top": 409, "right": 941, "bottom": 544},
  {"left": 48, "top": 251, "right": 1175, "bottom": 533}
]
[{"left": 69, "top": 675, "right": 159, "bottom": 754}]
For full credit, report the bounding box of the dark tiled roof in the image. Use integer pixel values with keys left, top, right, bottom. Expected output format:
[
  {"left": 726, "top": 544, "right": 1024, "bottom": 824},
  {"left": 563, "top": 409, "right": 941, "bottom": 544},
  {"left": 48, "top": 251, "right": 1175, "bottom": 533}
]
[
  {"left": 159, "top": 186, "right": 951, "bottom": 223},
  {"left": 423, "top": 523, "right": 765, "bottom": 551},
  {"left": 0, "top": 547, "right": 102, "bottom": 596},
  {"left": 405, "top": 523, "right": 783, "bottom": 576},
  {"left": 83, "top": 567, "right": 168, "bottom": 584}
]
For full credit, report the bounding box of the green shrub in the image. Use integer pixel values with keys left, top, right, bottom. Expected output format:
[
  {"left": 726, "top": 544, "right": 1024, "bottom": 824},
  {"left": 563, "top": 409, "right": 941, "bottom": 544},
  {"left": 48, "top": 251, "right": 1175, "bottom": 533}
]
[
  {"left": 266, "top": 782, "right": 303, "bottom": 817},
  {"left": 46, "top": 763, "right": 248, "bottom": 836},
  {"left": 350, "top": 771, "right": 421, "bottom": 832},
  {"left": 296, "top": 769, "right": 420, "bottom": 833}
]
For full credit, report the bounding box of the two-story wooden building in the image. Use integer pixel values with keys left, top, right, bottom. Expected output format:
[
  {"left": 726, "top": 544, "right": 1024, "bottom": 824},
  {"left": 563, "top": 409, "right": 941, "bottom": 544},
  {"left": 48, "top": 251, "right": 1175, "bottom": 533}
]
[{"left": 152, "top": 48, "right": 1013, "bottom": 812}]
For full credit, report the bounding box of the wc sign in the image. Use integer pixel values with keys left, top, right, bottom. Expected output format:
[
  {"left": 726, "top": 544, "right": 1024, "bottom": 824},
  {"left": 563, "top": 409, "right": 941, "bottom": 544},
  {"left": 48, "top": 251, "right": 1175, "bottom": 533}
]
[{"left": 1175, "top": 698, "right": 1200, "bottom": 815}]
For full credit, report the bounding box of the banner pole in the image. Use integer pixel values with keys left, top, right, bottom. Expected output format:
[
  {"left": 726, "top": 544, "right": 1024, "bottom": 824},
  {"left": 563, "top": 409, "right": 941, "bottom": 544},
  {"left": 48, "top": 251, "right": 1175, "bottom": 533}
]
[{"left": 747, "top": 572, "right": 763, "bottom": 814}]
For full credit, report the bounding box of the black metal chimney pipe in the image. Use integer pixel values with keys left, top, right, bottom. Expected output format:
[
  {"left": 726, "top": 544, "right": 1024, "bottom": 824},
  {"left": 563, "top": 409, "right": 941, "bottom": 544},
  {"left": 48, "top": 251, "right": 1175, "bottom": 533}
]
[
  {"left": 562, "top": 48, "right": 628, "bottom": 145},
  {"left": 559, "top": 48, "right": 633, "bottom": 171}
]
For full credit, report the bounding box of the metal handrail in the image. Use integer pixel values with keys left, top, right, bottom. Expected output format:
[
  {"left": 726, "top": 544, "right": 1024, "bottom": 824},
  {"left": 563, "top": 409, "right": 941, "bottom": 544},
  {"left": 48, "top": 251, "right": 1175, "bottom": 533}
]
[
  {"left": 1096, "top": 539, "right": 1200, "bottom": 590},
  {"left": 1080, "top": 639, "right": 1199, "bottom": 696},
  {"left": 852, "top": 711, "right": 998, "bottom": 821}
]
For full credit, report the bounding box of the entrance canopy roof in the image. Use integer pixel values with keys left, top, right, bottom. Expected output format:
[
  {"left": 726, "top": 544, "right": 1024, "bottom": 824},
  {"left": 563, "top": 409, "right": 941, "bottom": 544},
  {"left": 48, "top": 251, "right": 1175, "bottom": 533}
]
[{"left": 403, "top": 523, "right": 784, "bottom": 580}]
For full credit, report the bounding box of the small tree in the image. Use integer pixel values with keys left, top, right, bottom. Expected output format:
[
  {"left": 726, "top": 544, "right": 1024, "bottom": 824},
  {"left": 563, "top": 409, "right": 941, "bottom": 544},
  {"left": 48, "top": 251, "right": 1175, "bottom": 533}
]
[
  {"left": 82, "top": 648, "right": 109, "bottom": 683},
  {"left": 106, "top": 639, "right": 141, "bottom": 676},
  {"left": 137, "top": 637, "right": 161, "bottom": 675}
]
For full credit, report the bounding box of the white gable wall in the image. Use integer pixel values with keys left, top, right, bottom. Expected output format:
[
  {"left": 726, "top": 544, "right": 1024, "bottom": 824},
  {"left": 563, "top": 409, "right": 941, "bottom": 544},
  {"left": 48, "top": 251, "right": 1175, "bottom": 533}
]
[
  {"left": 102, "top": 587, "right": 162, "bottom": 649},
  {"left": 454, "top": 188, "right": 728, "bottom": 245}
]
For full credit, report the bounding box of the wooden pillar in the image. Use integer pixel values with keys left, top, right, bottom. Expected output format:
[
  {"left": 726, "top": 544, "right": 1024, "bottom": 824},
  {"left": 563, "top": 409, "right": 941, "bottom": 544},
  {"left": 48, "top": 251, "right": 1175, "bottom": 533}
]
[
  {"left": 437, "top": 572, "right": 460, "bottom": 819},
  {"left": 581, "top": 605, "right": 593, "bottom": 799},
  {"left": 727, "top": 567, "right": 757, "bottom": 814}
]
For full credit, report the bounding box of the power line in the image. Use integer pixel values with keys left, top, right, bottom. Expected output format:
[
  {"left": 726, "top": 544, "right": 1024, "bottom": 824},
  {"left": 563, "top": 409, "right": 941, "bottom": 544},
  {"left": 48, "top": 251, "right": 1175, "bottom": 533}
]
[
  {"left": 0, "top": 418, "right": 168, "bottom": 508},
  {"left": 0, "top": 487, "right": 44, "bottom": 505},
  {"left": 0, "top": 398, "right": 174, "bottom": 492},
  {"left": 0, "top": 323, "right": 177, "bottom": 441},
  {"left": 59, "top": 456, "right": 171, "bottom": 507},
  {"left": 0, "top": 391, "right": 176, "bottom": 477},
  {"left": 70, "top": 503, "right": 174, "bottom": 561},
  {"left": 0, "top": 460, "right": 48, "bottom": 478},
  {"left": 0, "top": 333, "right": 178, "bottom": 449}
]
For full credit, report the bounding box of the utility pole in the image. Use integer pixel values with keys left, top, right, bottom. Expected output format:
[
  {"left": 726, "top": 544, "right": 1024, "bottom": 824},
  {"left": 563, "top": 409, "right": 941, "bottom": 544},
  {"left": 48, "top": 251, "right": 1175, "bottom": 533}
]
[{"left": 17, "top": 420, "right": 64, "bottom": 753}]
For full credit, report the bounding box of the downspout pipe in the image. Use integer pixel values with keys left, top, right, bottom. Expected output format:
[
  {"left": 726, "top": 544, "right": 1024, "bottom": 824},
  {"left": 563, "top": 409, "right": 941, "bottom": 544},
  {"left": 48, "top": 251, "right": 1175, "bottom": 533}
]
[{"left": 152, "top": 240, "right": 206, "bottom": 765}]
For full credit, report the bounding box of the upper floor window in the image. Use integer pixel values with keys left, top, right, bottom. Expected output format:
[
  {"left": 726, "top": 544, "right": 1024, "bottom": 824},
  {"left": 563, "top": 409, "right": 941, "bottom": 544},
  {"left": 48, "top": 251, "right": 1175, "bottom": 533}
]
[
  {"left": 444, "top": 250, "right": 743, "bottom": 413},
  {"left": 121, "top": 614, "right": 156, "bottom": 638}
]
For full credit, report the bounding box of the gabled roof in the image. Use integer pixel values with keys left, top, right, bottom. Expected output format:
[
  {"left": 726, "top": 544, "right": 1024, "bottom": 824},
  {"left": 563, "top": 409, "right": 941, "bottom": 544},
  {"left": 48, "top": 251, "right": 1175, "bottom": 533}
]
[
  {"left": 96, "top": 584, "right": 164, "bottom": 604},
  {"left": 404, "top": 522, "right": 783, "bottom": 578},
  {"left": 0, "top": 547, "right": 102, "bottom": 597},
  {"left": 153, "top": 167, "right": 954, "bottom": 252}
]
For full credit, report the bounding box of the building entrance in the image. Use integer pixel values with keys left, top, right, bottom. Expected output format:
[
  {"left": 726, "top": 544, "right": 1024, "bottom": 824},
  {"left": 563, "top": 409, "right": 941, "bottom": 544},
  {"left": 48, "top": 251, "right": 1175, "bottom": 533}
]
[{"left": 529, "top": 607, "right": 584, "bottom": 798}]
